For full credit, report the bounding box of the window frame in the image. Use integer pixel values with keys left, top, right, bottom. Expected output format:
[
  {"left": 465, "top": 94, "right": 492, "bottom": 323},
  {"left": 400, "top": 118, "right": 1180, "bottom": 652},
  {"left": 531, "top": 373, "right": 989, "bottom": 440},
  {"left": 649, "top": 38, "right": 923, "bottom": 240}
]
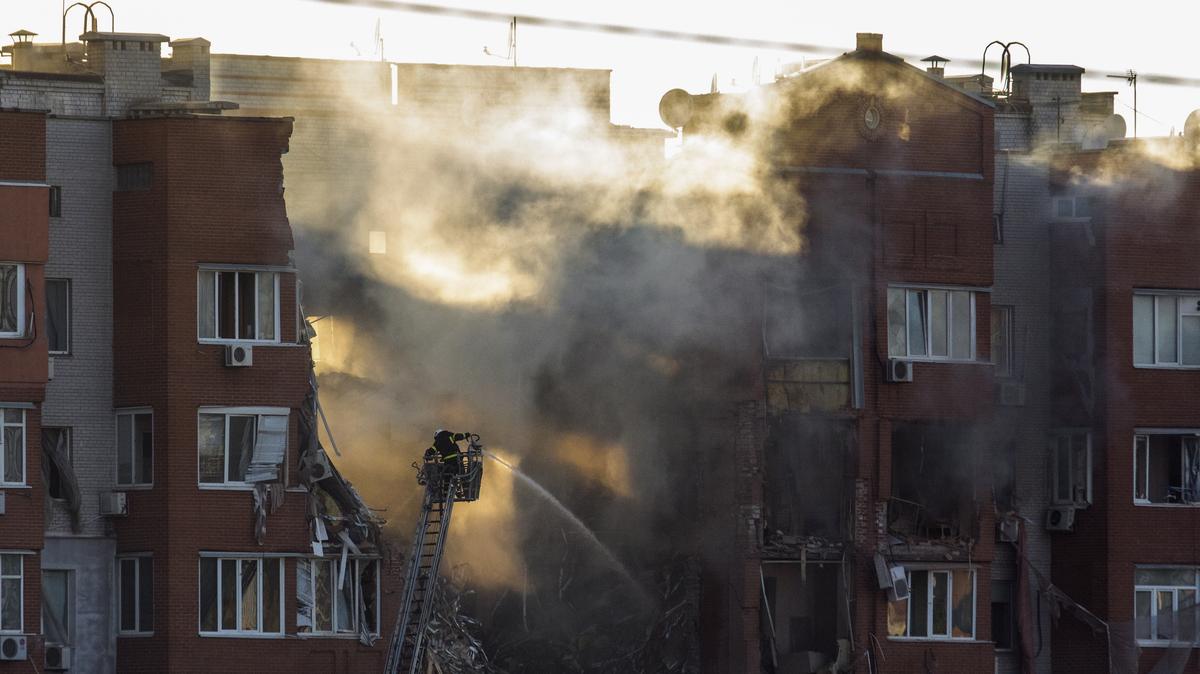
[
  {"left": 1135, "top": 566, "right": 1200, "bottom": 647},
  {"left": 196, "top": 268, "right": 282, "bottom": 345},
  {"left": 197, "top": 555, "right": 285, "bottom": 638},
  {"left": 0, "top": 407, "right": 27, "bottom": 487},
  {"left": 1133, "top": 430, "right": 1200, "bottom": 506},
  {"left": 0, "top": 553, "right": 23, "bottom": 634},
  {"left": 116, "top": 555, "right": 153, "bottom": 636},
  {"left": 48, "top": 185, "right": 62, "bottom": 218},
  {"left": 1051, "top": 431, "right": 1093, "bottom": 506},
  {"left": 43, "top": 426, "right": 72, "bottom": 501},
  {"left": 41, "top": 568, "right": 73, "bottom": 646},
  {"left": 0, "top": 262, "right": 26, "bottom": 339},
  {"left": 887, "top": 285, "right": 978, "bottom": 362},
  {"left": 1133, "top": 290, "right": 1200, "bottom": 369},
  {"left": 197, "top": 407, "right": 289, "bottom": 489},
  {"left": 298, "top": 557, "right": 382, "bottom": 638},
  {"left": 1052, "top": 195, "right": 1092, "bottom": 221},
  {"left": 114, "top": 408, "right": 153, "bottom": 489},
  {"left": 45, "top": 278, "right": 71, "bottom": 356},
  {"left": 887, "top": 566, "right": 977, "bottom": 641}
]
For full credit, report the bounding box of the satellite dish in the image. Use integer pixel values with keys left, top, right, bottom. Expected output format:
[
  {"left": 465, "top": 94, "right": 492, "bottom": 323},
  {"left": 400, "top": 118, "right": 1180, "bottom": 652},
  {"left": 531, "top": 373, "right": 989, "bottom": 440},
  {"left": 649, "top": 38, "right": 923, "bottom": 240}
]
[
  {"left": 1185, "top": 109, "right": 1200, "bottom": 145},
  {"left": 1104, "top": 114, "right": 1127, "bottom": 141},
  {"left": 659, "top": 88, "right": 694, "bottom": 129}
]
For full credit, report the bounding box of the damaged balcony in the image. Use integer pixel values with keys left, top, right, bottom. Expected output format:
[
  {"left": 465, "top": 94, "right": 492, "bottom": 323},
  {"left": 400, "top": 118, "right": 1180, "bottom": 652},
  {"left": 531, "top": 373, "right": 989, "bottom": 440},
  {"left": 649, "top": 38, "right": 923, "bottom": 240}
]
[
  {"left": 761, "top": 561, "right": 851, "bottom": 674},
  {"left": 887, "top": 424, "right": 981, "bottom": 560},
  {"left": 763, "top": 417, "right": 852, "bottom": 561},
  {"left": 762, "top": 282, "right": 858, "bottom": 415}
]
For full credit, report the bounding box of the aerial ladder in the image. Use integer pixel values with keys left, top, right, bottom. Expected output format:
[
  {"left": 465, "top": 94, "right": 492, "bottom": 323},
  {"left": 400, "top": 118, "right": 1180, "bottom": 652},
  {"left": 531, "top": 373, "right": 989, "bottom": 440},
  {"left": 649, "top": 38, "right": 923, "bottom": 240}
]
[{"left": 383, "top": 434, "right": 485, "bottom": 674}]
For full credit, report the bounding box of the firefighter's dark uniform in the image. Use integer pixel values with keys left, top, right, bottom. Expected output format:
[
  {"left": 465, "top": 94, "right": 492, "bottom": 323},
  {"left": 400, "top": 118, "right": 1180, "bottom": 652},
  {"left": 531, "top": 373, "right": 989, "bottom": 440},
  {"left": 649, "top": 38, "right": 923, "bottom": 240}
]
[{"left": 428, "top": 430, "right": 470, "bottom": 488}]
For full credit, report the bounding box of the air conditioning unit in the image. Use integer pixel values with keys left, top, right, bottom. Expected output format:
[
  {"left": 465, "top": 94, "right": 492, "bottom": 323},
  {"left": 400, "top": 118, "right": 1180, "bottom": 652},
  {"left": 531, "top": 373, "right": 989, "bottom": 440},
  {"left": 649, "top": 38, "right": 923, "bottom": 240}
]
[
  {"left": 885, "top": 358, "right": 913, "bottom": 383},
  {"left": 44, "top": 645, "right": 71, "bottom": 670},
  {"left": 997, "top": 381, "right": 1026, "bottom": 406},
  {"left": 887, "top": 565, "right": 910, "bottom": 602},
  {"left": 1046, "top": 506, "right": 1076, "bottom": 532},
  {"left": 299, "top": 448, "right": 333, "bottom": 483},
  {"left": 224, "top": 344, "right": 253, "bottom": 367},
  {"left": 99, "top": 491, "right": 128, "bottom": 517},
  {"left": 0, "top": 635, "right": 27, "bottom": 661}
]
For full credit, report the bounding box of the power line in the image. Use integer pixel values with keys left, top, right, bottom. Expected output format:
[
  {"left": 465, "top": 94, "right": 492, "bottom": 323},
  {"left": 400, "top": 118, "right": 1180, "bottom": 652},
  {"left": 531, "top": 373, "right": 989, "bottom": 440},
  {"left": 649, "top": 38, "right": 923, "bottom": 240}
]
[{"left": 306, "top": 0, "right": 1200, "bottom": 88}]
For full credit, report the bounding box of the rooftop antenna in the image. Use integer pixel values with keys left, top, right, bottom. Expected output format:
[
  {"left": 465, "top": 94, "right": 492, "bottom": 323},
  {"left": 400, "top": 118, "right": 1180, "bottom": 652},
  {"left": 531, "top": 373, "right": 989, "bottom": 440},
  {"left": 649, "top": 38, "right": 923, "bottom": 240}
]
[
  {"left": 483, "top": 16, "right": 517, "bottom": 67},
  {"left": 373, "top": 18, "right": 385, "bottom": 61},
  {"left": 1107, "top": 70, "right": 1138, "bottom": 138},
  {"left": 981, "top": 40, "right": 1030, "bottom": 95},
  {"left": 62, "top": 1, "right": 114, "bottom": 59}
]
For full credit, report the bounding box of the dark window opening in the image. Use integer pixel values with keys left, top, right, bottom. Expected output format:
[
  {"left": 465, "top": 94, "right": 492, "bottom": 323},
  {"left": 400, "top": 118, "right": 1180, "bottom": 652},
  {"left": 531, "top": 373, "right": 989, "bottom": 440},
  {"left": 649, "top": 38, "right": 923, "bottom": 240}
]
[
  {"left": 49, "top": 186, "right": 61, "bottom": 217},
  {"left": 46, "top": 278, "right": 70, "bottom": 355},
  {"left": 116, "top": 163, "right": 153, "bottom": 191},
  {"left": 889, "top": 424, "right": 979, "bottom": 540}
]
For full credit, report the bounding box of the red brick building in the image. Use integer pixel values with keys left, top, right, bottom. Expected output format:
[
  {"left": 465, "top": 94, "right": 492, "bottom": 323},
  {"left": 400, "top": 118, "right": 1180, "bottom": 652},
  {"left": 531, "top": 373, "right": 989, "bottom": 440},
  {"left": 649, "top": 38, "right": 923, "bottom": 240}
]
[
  {"left": 0, "top": 108, "right": 49, "bottom": 669},
  {"left": 682, "top": 34, "right": 1000, "bottom": 673}
]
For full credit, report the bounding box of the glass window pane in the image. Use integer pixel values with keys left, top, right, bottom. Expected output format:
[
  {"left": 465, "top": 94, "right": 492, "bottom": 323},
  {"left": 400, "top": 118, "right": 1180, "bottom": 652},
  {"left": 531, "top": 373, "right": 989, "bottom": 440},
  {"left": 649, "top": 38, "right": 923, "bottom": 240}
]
[
  {"left": 257, "top": 274, "right": 276, "bottom": 341},
  {"left": 952, "top": 570, "right": 973, "bottom": 638},
  {"left": 2, "top": 425, "right": 21, "bottom": 484},
  {"left": 909, "top": 571, "right": 928, "bottom": 637},
  {"left": 200, "top": 558, "right": 218, "bottom": 632},
  {"left": 119, "top": 559, "right": 136, "bottom": 632},
  {"left": 1135, "top": 436, "right": 1149, "bottom": 501},
  {"left": 887, "top": 288, "right": 907, "bottom": 358},
  {"left": 931, "top": 571, "right": 949, "bottom": 636},
  {"left": 951, "top": 292, "right": 972, "bottom": 359},
  {"left": 336, "top": 567, "right": 354, "bottom": 633},
  {"left": 237, "top": 272, "right": 256, "bottom": 340},
  {"left": 0, "top": 264, "right": 17, "bottom": 333},
  {"left": 1182, "top": 316, "right": 1200, "bottom": 366},
  {"left": 1158, "top": 590, "right": 1176, "bottom": 640},
  {"left": 198, "top": 415, "right": 225, "bottom": 483},
  {"left": 42, "top": 570, "right": 69, "bottom": 644},
  {"left": 1056, "top": 198, "right": 1073, "bottom": 218},
  {"left": 0, "top": 578, "right": 19, "bottom": 631},
  {"left": 0, "top": 555, "right": 17, "bottom": 576},
  {"left": 1136, "top": 590, "right": 1152, "bottom": 640},
  {"left": 1181, "top": 589, "right": 1197, "bottom": 643},
  {"left": 263, "top": 559, "right": 280, "bottom": 633},
  {"left": 220, "top": 559, "right": 237, "bottom": 630},
  {"left": 46, "top": 279, "right": 69, "bottom": 354},
  {"left": 117, "top": 414, "right": 133, "bottom": 485},
  {"left": 887, "top": 598, "right": 908, "bottom": 637},
  {"left": 240, "top": 560, "right": 258, "bottom": 631},
  {"left": 134, "top": 414, "right": 152, "bottom": 484},
  {"left": 1136, "top": 568, "right": 1198, "bottom": 587},
  {"left": 1158, "top": 296, "right": 1178, "bottom": 363},
  {"left": 907, "top": 291, "right": 927, "bottom": 357},
  {"left": 198, "top": 271, "right": 216, "bottom": 339},
  {"left": 315, "top": 560, "right": 333, "bottom": 632},
  {"left": 227, "top": 416, "right": 256, "bottom": 482},
  {"left": 929, "top": 290, "right": 948, "bottom": 357},
  {"left": 1134, "top": 295, "right": 1154, "bottom": 364},
  {"left": 138, "top": 558, "right": 153, "bottom": 632},
  {"left": 217, "top": 271, "right": 236, "bottom": 339}
]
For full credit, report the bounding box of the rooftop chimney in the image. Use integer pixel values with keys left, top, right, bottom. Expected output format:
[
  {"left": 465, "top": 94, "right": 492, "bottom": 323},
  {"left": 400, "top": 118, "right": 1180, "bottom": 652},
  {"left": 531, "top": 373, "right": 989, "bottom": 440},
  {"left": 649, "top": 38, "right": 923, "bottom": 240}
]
[
  {"left": 8, "top": 29, "right": 37, "bottom": 71},
  {"left": 856, "top": 33, "right": 883, "bottom": 53},
  {"left": 921, "top": 55, "right": 950, "bottom": 79}
]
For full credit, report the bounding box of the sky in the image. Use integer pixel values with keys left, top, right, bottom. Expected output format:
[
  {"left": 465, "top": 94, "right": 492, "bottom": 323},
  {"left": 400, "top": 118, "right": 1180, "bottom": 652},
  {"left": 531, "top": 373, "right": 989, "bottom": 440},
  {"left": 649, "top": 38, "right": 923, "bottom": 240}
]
[{"left": 5, "top": 0, "right": 1199, "bottom": 133}]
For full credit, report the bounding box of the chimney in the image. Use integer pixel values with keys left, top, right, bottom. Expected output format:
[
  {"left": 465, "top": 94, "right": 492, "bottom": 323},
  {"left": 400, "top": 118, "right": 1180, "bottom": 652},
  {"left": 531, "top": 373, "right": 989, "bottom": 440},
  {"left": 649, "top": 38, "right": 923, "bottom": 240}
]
[
  {"left": 921, "top": 55, "right": 950, "bottom": 79},
  {"left": 856, "top": 33, "right": 883, "bottom": 53},
  {"left": 8, "top": 30, "right": 37, "bottom": 71},
  {"left": 169, "top": 38, "right": 211, "bottom": 101}
]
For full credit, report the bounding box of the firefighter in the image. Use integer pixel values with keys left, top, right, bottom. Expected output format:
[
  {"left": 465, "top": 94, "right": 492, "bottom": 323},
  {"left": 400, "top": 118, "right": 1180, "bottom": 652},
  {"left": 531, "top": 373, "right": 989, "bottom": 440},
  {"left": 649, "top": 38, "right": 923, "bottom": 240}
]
[{"left": 427, "top": 430, "right": 472, "bottom": 487}]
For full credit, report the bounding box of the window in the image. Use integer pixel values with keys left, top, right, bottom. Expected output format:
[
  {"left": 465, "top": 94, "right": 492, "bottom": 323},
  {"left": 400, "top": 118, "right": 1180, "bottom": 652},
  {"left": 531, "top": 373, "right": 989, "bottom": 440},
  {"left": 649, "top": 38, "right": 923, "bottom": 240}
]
[
  {"left": 115, "top": 163, "right": 153, "bottom": 191},
  {"left": 992, "top": 305, "right": 1014, "bottom": 377},
  {"left": 48, "top": 185, "right": 62, "bottom": 217},
  {"left": 197, "top": 270, "right": 279, "bottom": 342},
  {"left": 0, "top": 554, "right": 22, "bottom": 633},
  {"left": 117, "top": 556, "right": 153, "bottom": 634},
  {"left": 1, "top": 408, "right": 25, "bottom": 486},
  {"left": 1135, "top": 567, "right": 1199, "bottom": 645},
  {"left": 42, "top": 427, "right": 72, "bottom": 500},
  {"left": 297, "top": 557, "right": 380, "bottom": 636},
  {"left": 42, "top": 569, "right": 71, "bottom": 646},
  {"left": 1134, "top": 293, "right": 1200, "bottom": 367},
  {"left": 0, "top": 263, "right": 25, "bottom": 338},
  {"left": 886, "top": 568, "right": 975, "bottom": 639},
  {"left": 199, "top": 556, "right": 283, "bottom": 635},
  {"left": 115, "top": 410, "right": 152, "bottom": 487},
  {"left": 1134, "top": 433, "right": 1200, "bottom": 504},
  {"left": 1052, "top": 432, "right": 1092, "bottom": 505},
  {"left": 1052, "top": 195, "right": 1092, "bottom": 220},
  {"left": 46, "top": 278, "right": 70, "bottom": 355},
  {"left": 887, "top": 287, "right": 975, "bottom": 360},
  {"left": 991, "top": 580, "right": 1017, "bottom": 651},
  {"left": 198, "top": 409, "right": 288, "bottom": 486}
]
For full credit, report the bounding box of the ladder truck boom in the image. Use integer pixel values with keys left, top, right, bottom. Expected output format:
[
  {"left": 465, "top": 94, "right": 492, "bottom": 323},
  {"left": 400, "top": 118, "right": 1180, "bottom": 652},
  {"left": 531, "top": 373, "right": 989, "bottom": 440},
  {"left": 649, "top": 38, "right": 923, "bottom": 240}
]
[{"left": 383, "top": 434, "right": 485, "bottom": 674}]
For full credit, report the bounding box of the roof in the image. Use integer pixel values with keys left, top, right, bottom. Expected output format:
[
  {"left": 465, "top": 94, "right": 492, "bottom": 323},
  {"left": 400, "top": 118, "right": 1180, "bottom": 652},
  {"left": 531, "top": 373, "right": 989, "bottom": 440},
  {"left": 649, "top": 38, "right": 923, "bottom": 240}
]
[
  {"left": 797, "top": 47, "right": 995, "bottom": 108},
  {"left": 1011, "top": 63, "right": 1085, "bottom": 74},
  {"left": 170, "top": 37, "right": 210, "bottom": 47},
  {"left": 9, "top": 29, "right": 37, "bottom": 37},
  {"left": 80, "top": 31, "right": 170, "bottom": 43},
  {"left": 921, "top": 55, "right": 951, "bottom": 63}
]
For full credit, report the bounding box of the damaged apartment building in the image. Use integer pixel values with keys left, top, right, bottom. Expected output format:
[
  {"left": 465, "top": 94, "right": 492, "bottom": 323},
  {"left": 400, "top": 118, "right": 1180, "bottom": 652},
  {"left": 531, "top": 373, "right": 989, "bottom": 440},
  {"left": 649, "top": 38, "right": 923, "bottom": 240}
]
[
  {"left": 0, "top": 20, "right": 387, "bottom": 673},
  {"left": 672, "top": 32, "right": 1200, "bottom": 674}
]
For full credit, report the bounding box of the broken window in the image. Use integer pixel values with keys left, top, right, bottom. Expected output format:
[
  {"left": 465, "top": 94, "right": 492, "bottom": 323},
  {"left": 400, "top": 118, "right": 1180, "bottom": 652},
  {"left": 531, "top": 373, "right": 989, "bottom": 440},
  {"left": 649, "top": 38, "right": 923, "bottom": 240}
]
[
  {"left": 991, "top": 305, "right": 1014, "bottom": 377},
  {"left": 1134, "top": 433, "right": 1200, "bottom": 504},
  {"left": 45, "top": 278, "right": 70, "bottom": 355},
  {"left": 1051, "top": 432, "right": 1091, "bottom": 505},
  {"left": 116, "top": 409, "right": 153, "bottom": 487},
  {"left": 889, "top": 425, "right": 977, "bottom": 539},
  {"left": 763, "top": 284, "right": 851, "bottom": 358},
  {"left": 1, "top": 408, "right": 26, "bottom": 486},
  {"left": 886, "top": 568, "right": 974, "bottom": 639},
  {"left": 1133, "top": 293, "right": 1200, "bottom": 367},
  {"left": 887, "top": 287, "right": 975, "bottom": 361},
  {"left": 117, "top": 556, "right": 153, "bottom": 634},
  {"left": 42, "top": 569, "right": 71, "bottom": 646},
  {"left": 198, "top": 556, "right": 282, "bottom": 635},
  {"left": 761, "top": 563, "right": 843, "bottom": 663},
  {"left": 197, "top": 270, "right": 279, "bottom": 342},
  {"left": 43, "top": 427, "right": 71, "bottom": 500},
  {"left": 991, "top": 580, "right": 1017, "bottom": 651},
  {"left": 0, "top": 554, "right": 22, "bottom": 632},
  {"left": 297, "top": 557, "right": 381, "bottom": 636},
  {"left": 1135, "top": 567, "right": 1199, "bottom": 644},
  {"left": 0, "top": 263, "right": 25, "bottom": 337},
  {"left": 198, "top": 409, "right": 288, "bottom": 485}
]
